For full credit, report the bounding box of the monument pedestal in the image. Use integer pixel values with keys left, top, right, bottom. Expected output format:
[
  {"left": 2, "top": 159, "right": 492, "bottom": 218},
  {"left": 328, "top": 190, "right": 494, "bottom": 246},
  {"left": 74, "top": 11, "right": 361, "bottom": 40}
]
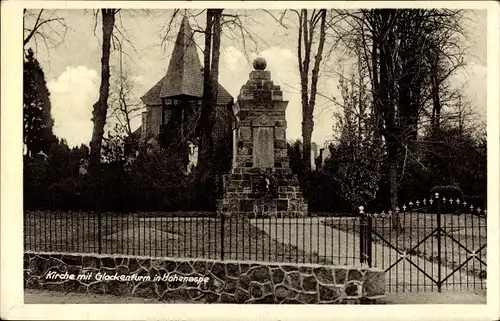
[{"left": 217, "top": 58, "right": 308, "bottom": 217}]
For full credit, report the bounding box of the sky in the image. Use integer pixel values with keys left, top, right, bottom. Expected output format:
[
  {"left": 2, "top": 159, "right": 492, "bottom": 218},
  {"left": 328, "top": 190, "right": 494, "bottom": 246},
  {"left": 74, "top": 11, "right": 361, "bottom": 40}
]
[{"left": 24, "top": 9, "right": 487, "bottom": 148}]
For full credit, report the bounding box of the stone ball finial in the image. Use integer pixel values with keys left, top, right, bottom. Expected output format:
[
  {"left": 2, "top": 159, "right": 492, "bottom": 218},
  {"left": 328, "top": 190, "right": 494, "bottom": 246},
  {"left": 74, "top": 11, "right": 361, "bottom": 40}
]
[{"left": 253, "top": 57, "right": 267, "bottom": 70}]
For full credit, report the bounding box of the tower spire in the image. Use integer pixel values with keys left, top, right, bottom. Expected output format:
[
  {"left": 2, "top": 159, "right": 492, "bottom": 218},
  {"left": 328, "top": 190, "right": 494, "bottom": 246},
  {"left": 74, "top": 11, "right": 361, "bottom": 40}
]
[
  {"left": 140, "top": 14, "right": 232, "bottom": 106},
  {"left": 159, "top": 14, "right": 203, "bottom": 99}
]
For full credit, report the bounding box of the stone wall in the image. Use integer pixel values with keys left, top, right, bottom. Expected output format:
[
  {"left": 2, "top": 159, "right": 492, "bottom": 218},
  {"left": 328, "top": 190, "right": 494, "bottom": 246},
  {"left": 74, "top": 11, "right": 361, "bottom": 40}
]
[{"left": 24, "top": 251, "right": 385, "bottom": 304}]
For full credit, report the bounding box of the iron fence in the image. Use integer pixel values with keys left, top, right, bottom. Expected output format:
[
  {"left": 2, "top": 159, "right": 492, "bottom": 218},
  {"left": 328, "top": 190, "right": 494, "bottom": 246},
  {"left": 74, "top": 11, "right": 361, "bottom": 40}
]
[
  {"left": 358, "top": 193, "right": 487, "bottom": 292},
  {"left": 23, "top": 193, "right": 487, "bottom": 293},
  {"left": 24, "top": 211, "right": 362, "bottom": 266}
]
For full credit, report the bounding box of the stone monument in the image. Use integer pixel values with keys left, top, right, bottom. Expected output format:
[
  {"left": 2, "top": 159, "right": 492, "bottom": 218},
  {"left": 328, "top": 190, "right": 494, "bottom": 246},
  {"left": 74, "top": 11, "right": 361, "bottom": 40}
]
[{"left": 217, "top": 58, "right": 308, "bottom": 217}]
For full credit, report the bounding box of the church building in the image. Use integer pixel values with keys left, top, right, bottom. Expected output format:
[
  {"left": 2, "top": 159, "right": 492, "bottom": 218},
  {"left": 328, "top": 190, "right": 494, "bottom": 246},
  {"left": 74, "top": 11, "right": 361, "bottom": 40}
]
[{"left": 134, "top": 16, "right": 234, "bottom": 173}]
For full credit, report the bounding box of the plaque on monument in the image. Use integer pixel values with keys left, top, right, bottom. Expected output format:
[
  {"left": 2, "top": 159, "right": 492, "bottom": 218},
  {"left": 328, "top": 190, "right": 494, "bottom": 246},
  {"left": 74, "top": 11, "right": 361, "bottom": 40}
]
[{"left": 253, "top": 127, "right": 274, "bottom": 168}]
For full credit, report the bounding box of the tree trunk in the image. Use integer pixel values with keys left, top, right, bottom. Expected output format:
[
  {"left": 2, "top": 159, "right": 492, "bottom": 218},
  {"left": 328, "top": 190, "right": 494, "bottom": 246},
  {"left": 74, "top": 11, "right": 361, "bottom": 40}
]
[
  {"left": 388, "top": 140, "right": 401, "bottom": 231},
  {"left": 302, "top": 122, "right": 313, "bottom": 171},
  {"left": 196, "top": 10, "right": 212, "bottom": 166},
  {"left": 299, "top": 9, "right": 326, "bottom": 172},
  {"left": 432, "top": 73, "right": 441, "bottom": 131},
  {"left": 380, "top": 43, "right": 397, "bottom": 211},
  {"left": 378, "top": 9, "right": 401, "bottom": 230},
  {"left": 298, "top": 10, "right": 311, "bottom": 171},
  {"left": 408, "top": 75, "right": 422, "bottom": 152},
  {"left": 371, "top": 39, "right": 383, "bottom": 140},
  {"left": 197, "top": 9, "right": 223, "bottom": 173},
  {"left": 208, "top": 10, "right": 222, "bottom": 141},
  {"left": 89, "top": 9, "right": 116, "bottom": 174},
  {"left": 398, "top": 60, "right": 416, "bottom": 153}
]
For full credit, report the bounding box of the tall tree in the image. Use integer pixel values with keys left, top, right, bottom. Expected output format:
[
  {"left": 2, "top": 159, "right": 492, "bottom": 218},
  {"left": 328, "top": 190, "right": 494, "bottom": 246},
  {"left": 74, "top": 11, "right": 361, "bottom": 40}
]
[
  {"left": 23, "top": 48, "right": 57, "bottom": 156},
  {"left": 110, "top": 43, "right": 141, "bottom": 137},
  {"left": 196, "top": 9, "right": 224, "bottom": 171},
  {"left": 89, "top": 9, "right": 118, "bottom": 174},
  {"left": 328, "top": 9, "right": 468, "bottom": 228},
  {"left": 107, "top": 41, "right": 142, "bottom": 157},
  {"left": 332, "top": 66, "right": 383, "bottom": 209},
  {"left": 292, "top": 9, "right": 328, "bottom": 171}
]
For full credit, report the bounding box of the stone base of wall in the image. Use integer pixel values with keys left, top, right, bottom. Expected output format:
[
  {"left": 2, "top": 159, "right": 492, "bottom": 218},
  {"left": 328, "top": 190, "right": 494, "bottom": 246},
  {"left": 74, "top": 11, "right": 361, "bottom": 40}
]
[{"left": 24, "top": 251, "right": 385, "bottom": 304}]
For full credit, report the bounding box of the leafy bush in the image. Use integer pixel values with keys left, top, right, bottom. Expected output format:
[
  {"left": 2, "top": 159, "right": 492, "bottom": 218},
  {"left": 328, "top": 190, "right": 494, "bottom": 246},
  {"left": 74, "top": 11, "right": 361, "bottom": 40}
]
[
  {"left": 287, "top": 141, "right": 355, "bottom": 213},
  {"left": 45, "top": 176, "right": 90, "bottom": 210},
  {"left": 23, "top": 130, "right": 237, "bottom": 211},
  {"left": 430, "top": 185, "right": 463, "bottom": 199}
]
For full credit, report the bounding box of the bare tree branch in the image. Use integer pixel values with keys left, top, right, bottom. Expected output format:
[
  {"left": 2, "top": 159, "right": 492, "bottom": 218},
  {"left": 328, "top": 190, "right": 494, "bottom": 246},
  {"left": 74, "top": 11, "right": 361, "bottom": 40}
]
[{"left": 23, "top": 9, "right": 70, "bottom": 52}]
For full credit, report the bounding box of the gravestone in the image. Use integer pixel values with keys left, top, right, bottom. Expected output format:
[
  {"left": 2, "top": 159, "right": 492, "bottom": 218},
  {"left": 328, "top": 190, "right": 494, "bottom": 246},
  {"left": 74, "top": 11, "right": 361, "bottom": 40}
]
[{"left": 217, "top": 58, "right": 308, "bottom": 217}]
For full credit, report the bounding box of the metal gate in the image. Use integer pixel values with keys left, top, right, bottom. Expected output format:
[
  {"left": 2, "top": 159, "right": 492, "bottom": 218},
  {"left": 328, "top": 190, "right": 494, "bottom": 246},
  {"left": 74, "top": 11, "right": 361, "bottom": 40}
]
[{"left": 360, "top": 193, "right": 487, "bottom": 292}]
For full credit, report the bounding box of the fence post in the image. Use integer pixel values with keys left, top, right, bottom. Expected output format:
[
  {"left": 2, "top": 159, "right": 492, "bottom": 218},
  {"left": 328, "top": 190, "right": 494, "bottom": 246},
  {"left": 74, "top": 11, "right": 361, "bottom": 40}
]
[
  {"left": 436, "top": 192, "right": 442, "bottom": 293},
  {"left": 367, "top": 211, "right": 373, "bottom": 268},
  {"left": 359, "top": 206, "right": 365, "bottom": 264},
  {"left": 97, "top": 211, "right": 102, "bottom": 254},
  {"left": 359, "top": 206, "right": 372, "bottom": 267},
  {"left": 220, "top": 213, "right": 225, "bottom": 261}
]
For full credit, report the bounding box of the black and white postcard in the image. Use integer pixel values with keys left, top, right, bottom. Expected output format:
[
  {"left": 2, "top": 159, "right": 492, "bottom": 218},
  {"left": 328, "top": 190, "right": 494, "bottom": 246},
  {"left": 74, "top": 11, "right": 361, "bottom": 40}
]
[{"left": 1, "top": 1, "right": 499, "bottom": 320}]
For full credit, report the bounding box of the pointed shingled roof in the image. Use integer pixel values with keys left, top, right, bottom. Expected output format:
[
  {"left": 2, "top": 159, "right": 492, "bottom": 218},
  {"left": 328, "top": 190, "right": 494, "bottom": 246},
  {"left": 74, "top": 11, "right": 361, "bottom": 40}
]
[
  {"left": 141, "top": 16, "right": 233, "bottom": 106},
  {"left": 161, "top": 15, "right": 203, "bottom": 98},
  {"left": 141, "top": 16, "right": 202, "bottom": 103}
]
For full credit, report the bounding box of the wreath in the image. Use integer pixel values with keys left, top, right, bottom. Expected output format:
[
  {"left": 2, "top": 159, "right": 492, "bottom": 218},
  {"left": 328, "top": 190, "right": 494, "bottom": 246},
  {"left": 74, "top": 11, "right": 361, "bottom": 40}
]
[{"left": 254, "top": 172, "right": 279, "bottom": 200}]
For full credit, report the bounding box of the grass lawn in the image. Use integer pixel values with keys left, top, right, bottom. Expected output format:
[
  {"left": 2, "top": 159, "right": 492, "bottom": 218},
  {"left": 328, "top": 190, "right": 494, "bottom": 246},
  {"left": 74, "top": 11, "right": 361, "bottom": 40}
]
[
  {"left": 24, "top": 211, "right": 329, "bottom": 265},
  {"left": 325, "top": 212, "right": 487, "bottom": 280}
]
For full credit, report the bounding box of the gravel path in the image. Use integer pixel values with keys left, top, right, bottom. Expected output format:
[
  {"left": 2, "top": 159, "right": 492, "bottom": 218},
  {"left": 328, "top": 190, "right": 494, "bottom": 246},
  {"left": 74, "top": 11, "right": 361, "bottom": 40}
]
[
  {"left": 250, "top": 217, "right": 361, "bottom": 266},
  {"left": 379, "top": 290, "right": 486, "bottom": 304},
  {"left": 24, "top": 289, "right": 164, "bottom": 304},
  {"left": 24, "top": 288, "right": 485, "bottom": 305},
  {"left": 250, "top": 217, "right": 486, "bottom": 301}
]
